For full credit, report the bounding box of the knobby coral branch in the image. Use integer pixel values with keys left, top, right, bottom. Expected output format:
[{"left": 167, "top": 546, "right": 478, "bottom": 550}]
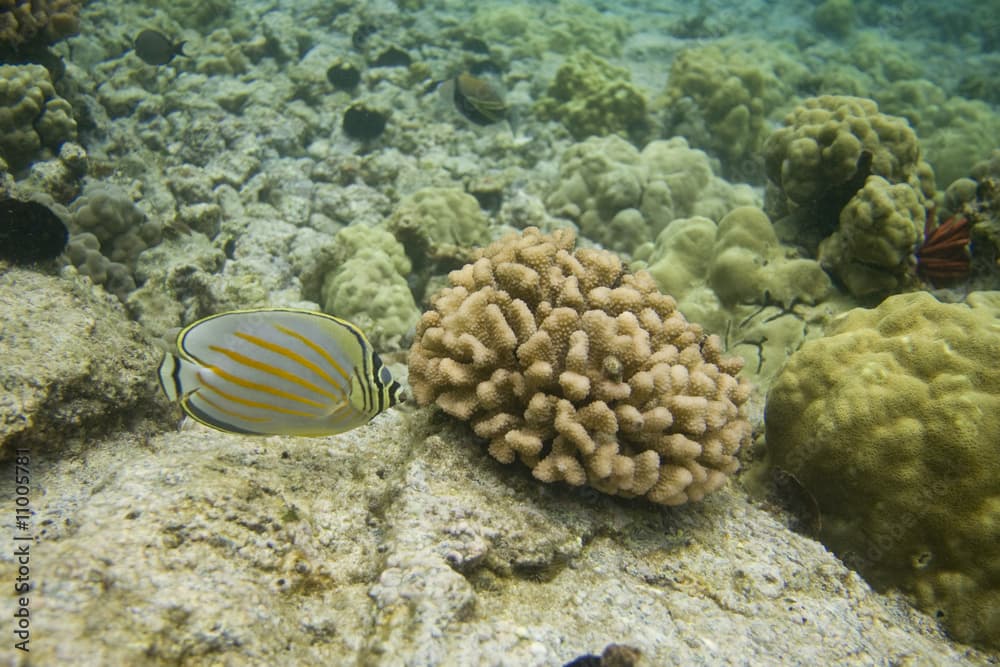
[{"left": 408, "top": 227, "right": 752, "bottom": 506}]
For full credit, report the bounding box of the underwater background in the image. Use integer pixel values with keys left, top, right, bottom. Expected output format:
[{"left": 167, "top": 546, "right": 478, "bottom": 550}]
[{"left": 1, "top": 0, "right": 999, "bottom": 664}]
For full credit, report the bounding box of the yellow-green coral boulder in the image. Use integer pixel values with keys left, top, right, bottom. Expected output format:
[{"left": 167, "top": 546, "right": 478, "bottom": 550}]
[
  {"left": 0, "top": 64, "right": 77, "bottom": 170},
  {"left": 763, "top": 95, "right": 921, "bottom": 207},
  {"left": 708, "top": 206, "right": 832, "bottom": 308},
  {"left": 536, "top": 51, "right": 649, "bottom": 143},
  {"left": 546, "top": 135, "right": 757, "bottom": 255},
  {"left": 817, "top": 175, "right": 925, "bottom": 298},
  {"left": 468, "top": 1, "right": 629, "bottom": 59},
  {"left": 388, "top": 187, "right": 491, "bottom": 266},
  {"left": 638, "top": 208, "right": 838, "bottom": 388},
  {"left": 764, "top": 290, "right": 1000, "bottom": 650},
  {"left": 663, "top": 43, "right": 792, "bottom": 180},
  {"left": 643, "top": 207, "right": 831, "bottom": 312},
  {"left": 316, "top": 225, "right": 418, "bottom": 351},
  {"left": 321, "top": 246, "right": 418, "bottom": 351}
]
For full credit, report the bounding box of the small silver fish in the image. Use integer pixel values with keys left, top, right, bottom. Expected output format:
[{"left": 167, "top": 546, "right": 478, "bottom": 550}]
[{"left": 158, "top": 308, "right": 403, "bottom": 436}]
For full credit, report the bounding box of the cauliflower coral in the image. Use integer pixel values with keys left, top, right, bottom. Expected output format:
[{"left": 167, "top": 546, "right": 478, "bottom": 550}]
[{"left": 408, "top": 227, "right": 752, "bottom": 506}]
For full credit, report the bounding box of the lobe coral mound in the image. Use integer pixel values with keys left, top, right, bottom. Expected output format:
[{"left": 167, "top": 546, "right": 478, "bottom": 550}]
[{"left": 408, "top": 227, "right": 753, "bottom": 506}]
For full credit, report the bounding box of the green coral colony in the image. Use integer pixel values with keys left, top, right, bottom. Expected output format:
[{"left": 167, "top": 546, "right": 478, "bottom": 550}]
[
  {"left": 2, "top": 0, "right": 1000, "bottom": 656},
  {"left": 765, "top": 292, "right": 1000, "bottom": 648}
]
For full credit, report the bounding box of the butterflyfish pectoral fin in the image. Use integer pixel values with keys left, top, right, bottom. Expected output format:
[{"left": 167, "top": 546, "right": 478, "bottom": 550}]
[{"left": 156, "top": 308, "right": 405, "bottom": 437}]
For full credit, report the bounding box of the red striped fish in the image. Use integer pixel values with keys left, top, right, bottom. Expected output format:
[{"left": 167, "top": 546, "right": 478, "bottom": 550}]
[{"left": 157, "top": 308, "right": 403, "bottom": 436}]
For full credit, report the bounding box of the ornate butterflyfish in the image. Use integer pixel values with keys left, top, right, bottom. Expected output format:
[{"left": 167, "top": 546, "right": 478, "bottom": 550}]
[{"left": 157, "top": 308, "right": 404, "bottom": 436}]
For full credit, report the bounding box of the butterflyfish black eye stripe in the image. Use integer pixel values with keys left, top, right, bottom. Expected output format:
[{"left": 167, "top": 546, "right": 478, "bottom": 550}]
[
  {"left": 157, "top": 308, "right": 405, "bottom": 437},
  {"left": 157, "top": 353, "right": 181, "bottom": 401},
  {"left": 370, "top": 358, "right": 386, "bottom": 414}
]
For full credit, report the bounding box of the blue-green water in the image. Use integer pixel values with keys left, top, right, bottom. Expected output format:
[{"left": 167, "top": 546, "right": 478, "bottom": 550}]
[{"left": 1, "top": 0, "right": 999, "bottom": 664}]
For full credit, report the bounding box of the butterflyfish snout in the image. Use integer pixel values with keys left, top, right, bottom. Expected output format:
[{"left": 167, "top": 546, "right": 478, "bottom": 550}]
[{"left": 157, "top": 308, "right": 403, "bottom": 436}]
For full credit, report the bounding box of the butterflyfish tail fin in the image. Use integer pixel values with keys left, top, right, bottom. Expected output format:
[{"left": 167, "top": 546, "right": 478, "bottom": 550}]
[{"left": 157, "top": 353, "right": 201, "bottom": 402}]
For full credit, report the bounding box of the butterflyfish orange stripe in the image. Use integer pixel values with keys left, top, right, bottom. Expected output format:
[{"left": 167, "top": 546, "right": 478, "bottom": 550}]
[
  {"left": 206, "top": 364, "right": 329, "bottom": 408},
  {"left": 198, "top": 377, "right": 328, "bottom": 418},
  {"left": 189, "top": 392, "right": 271, "bottom": 424},
  {"left": 232, "top": 330, "right": 347, "bottom": 396},
  {"left": 207, "top": 344, "right": 338, "bottom": 400},
  {"left": 273, "top": 324, "right": 353, "bottom": 387}
]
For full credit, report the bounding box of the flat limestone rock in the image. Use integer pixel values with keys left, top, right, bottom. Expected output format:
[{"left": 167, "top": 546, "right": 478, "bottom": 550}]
[{"left": 0, "top": 408, "right": 990, "bottom": 665}]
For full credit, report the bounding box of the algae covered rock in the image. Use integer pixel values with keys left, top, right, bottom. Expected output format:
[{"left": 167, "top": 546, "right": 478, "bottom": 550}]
[
  {"left": 147, "top": 0, "right": 232, "bottom": 30},
  {"left": 0, "top": 406, "right": 980, "bottom": 664},
  {"left": 0, "top": 268, "right": 166, "bottom": 458},
  {"left": 764, "top": 290, "right": 1000, "bottom": 651}
]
